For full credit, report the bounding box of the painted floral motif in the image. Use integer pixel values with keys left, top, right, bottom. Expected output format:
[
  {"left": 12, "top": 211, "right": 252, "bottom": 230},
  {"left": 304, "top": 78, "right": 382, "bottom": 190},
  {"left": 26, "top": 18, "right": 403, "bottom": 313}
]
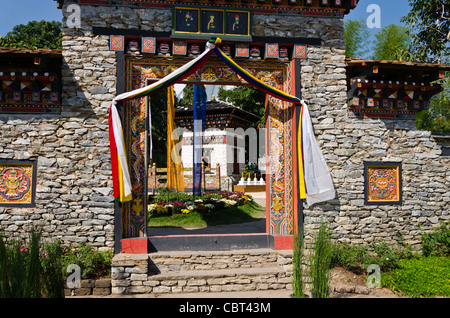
[
  {"left": 368, "top": 168, "right": 397, "bottom": 201},
  {"left": 0, "top": 167, "right": 31, "bottom": 202}
]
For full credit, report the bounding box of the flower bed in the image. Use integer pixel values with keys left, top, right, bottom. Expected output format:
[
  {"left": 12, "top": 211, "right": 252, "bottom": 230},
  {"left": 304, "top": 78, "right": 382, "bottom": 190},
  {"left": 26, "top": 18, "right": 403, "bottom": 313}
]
[{"left": 148, "top": 190, "right": 253, "bottom": 217}]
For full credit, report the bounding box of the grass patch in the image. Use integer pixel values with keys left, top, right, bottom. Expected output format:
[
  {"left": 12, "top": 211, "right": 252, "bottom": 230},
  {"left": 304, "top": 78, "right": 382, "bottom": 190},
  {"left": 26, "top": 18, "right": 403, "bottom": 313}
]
[
  {"left": 329, "top": 223, "right": 450, "bottom": 298},
  {"left": 330, "top": 240, "right": 414, "bottom": 274},
  {"left": 148, "top": 200, "right": 265, "bottom": 229},
  {"left": 382, "top": 256, "right": 450, "bottom": 298}
]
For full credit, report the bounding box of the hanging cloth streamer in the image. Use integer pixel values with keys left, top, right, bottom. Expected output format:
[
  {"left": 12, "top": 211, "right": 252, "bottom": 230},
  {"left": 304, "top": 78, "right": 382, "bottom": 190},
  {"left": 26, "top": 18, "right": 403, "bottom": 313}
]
[
  {"left": 298, "top": 104, "right": 307, "bottom": 200},
  {"left": 108, "top": 37, "right": 334, "bottom": 205},
  {"left": 108, "top": 103, "right": 133, "bottom": 202},
  {"left": 300, "top": 101, "right": 336, "bottom": 206},
  {"left": 212, "top": 46, "right": 302, "bottom": 104},
  {"left": 108, "top": 39, "right": 217, "bottom": 201},
  {"left": 167, "top": 86, "right": 184, "bottom": 192},
  {"left": 192, "top": 84, "right": 207, "bottom": 197}
]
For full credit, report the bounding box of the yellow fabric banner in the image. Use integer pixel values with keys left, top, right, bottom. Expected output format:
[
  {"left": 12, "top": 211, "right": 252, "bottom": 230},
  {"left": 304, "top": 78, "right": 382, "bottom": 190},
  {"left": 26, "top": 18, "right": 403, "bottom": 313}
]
[
  {"left": 167, "top": 86, "right": 185, "bottom": 191},
  {"left": 298, "top": 105, "right": 306, "bottom": 200},
  {"left": 118, "top": 152, "right": 132, "bottom": 202}
]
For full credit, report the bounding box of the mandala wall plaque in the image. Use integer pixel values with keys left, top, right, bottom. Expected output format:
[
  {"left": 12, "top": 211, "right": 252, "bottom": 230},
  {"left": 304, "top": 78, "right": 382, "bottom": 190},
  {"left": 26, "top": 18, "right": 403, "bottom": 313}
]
[
  {"left": 0, "top": 161, "right": 37, "bottom": 208},
  {"left": 364, "top": 162, "right": 402, "bottom": 206}
]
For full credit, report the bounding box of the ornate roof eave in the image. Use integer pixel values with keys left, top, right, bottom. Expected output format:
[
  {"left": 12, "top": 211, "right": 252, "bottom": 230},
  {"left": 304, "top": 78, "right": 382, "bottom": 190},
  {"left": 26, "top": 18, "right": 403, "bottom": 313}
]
[
  {"left": 346, "top": 57, "right": 450, "bottom": 86},
  {"left": 175, "top": 100, "right": 261, "bottom": 124},
  {"left": 0, "top": 47, "right": 62, "bottom": 58},
  {"left": 54, "top": 0, "right": 359, "bottom": 15}
]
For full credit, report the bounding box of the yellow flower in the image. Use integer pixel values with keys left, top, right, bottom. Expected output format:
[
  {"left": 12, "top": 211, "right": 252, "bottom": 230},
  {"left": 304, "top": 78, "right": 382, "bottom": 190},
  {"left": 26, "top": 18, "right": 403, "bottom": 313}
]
[
  {"left": 181, "top": 209, "right": 190, "bottom": 214},
  {"left": 157, "top": 206, "right": 169, "bottom": 214}
]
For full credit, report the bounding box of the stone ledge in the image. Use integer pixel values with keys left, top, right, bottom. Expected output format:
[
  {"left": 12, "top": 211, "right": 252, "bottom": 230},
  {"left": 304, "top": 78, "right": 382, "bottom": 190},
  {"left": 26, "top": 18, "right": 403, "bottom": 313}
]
[
  {"left": 65, "top": 278, "right": 111, "bottom": 296},
  {"left": 147, "top": 267, "right": 285, "bottom": 281}
]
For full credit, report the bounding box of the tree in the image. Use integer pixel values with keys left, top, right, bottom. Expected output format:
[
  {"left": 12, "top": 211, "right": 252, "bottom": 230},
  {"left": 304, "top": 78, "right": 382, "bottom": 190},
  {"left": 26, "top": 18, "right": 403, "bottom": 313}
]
[
  {"left": 0, "top": 20, "right": 62, "bottom": 50},
  {"left": 217, "top": 85, "right": 266, "bottom": 127},
  {"left": 415, "top": 75, "right": 450, "bottom": 133},
  {"left": 401, "top": 0, "right": 449, "bottom": 63},
  {"left": 178, "top": 84, "right": 194, "bottom": 106},
  {"left": 344, "top": 19, "right": 371, "bottom": 59},
  {"left": 149, "top": 89, "right": 169, "bottom": 167},
  {"left": 372, "top": 24, "right": 410, "bottom": 61}
]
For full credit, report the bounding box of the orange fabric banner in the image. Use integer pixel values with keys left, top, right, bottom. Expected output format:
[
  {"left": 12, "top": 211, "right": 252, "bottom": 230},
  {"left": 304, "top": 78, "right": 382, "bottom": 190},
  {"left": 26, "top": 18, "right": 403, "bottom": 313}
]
[{"left": 167, "top": 86, "right": 184, "bottom": 191}]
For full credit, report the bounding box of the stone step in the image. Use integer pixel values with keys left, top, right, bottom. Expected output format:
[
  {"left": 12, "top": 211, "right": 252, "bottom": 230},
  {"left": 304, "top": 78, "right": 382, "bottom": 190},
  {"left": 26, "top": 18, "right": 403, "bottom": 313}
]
[
  {"left": 147, "top": 249, "right": 292, "bottom": 273},
  {"left": 148, "top": 233, "right": 270, "bottom": 252},
  {"left": 111, "top": 249, "right": 294, "bottom": 295},
  {"left": 136, "top": 267, "right": 293, "bottom": 294}
]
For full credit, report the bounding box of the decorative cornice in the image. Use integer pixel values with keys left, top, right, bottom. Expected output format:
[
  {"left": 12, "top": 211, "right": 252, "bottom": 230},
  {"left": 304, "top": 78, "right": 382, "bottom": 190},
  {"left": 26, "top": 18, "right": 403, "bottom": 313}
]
[{"left": 55, "top": 0, "right": 359, "bottom": 15}]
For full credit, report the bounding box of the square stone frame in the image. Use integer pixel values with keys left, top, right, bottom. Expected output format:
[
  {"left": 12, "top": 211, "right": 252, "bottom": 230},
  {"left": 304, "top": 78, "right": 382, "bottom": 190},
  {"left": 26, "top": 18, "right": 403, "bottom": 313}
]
[{"left": 116, "top": 52, "right": 304, "bottom": 252}]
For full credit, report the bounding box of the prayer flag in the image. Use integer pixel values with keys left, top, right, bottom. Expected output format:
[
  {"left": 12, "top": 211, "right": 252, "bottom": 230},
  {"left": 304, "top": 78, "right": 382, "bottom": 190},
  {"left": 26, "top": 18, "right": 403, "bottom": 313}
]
[
  {"left": 167, "top": 86, "right": 184, "bottom": 191},
  {"left": 192, "top": 84, "right": 207, "bottom": 197},
  {"left": 300, "top": 101, "right": 335, "bottom": 206},
  {"left": 107, "top": 37, "right": 334, "bottom": 206},
  {"left": 108, "top": 104, "right": 132, "bottom": 202}
]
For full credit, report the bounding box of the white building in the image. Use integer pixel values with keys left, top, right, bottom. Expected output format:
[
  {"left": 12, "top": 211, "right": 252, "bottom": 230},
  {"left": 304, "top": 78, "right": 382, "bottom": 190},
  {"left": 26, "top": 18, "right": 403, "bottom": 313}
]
[{"left": 175, "top": 98, "right": 262, "bottom": 180}]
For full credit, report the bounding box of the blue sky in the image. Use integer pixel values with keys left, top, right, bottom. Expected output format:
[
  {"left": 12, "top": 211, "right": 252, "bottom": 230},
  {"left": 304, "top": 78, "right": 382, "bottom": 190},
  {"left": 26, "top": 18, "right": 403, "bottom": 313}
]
[
  {"left": 345, "top": 0, "right": 412, "bottom": 58},
  {"left": 345, "top": 0, "right": 411, "bottom": 26},
  {"left": 0, "top": 0, "right": 62, "bottom": 36},
  {"left": 0, "top": 0, "right": 411, "bottom": 37}
]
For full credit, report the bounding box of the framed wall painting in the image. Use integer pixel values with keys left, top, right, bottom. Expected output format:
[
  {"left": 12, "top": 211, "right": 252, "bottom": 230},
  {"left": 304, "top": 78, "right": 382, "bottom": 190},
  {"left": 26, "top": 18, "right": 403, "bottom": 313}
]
[
  {"left": 172, "top": 6, "right": 251, "bottom": 39},
  {"left": 0, "top": 160, "right": 37, "bottom": 208},
  {"left": 174, "top": 7, "right": 200, "bottom": 34},
  {"left": 225, "top": 10, "right": 250, "bottom": 36},
  {"left": 201, "top": 9, "right": 224, "bottom": 35},
  {"left": 110, "top": 35, "right": 125, "bottom": 51},
  {"left": 364, "top": 161, "right": 402, "bottom": 206}
]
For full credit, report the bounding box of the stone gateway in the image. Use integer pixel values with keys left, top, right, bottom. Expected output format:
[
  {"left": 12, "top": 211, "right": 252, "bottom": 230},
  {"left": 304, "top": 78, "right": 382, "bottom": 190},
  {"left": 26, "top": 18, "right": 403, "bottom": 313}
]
[{"left": 0, "top": 0, "right": 448, "bottom": 257}]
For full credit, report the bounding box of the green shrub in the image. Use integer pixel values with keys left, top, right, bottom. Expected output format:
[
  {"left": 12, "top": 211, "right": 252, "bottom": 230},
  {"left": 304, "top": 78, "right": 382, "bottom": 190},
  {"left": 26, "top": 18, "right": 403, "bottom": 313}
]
[
  {"left": 292, "top": 232, "right": 307, "bottom": 298},
  {"left": 309, "top": 222, "right": 333, "bottom": 298},
  {"left": 152, "top": 188, "right": 194, "bottom": 205},
  {"left": 382, "top": 256, "right": 450, "bottom": 298},
  {"left": 0, "top": 228, "right": 65, "bottom": 298},
  {"left": 60, "top": 243, "right": 113, "bottom": 279},
  {"left": 330, "top": 239, "right": 414, "bottom": 273},
  {"left": 365, "top": 240, "right": 414, "bottom": 271},
  {"left": 330, "top": 242, "right": 370, "bottom": 273},
  {"left": 420, "top": 222, "right": 450, "bottom": 257},
  {"left": 41, "top": 239, "right": 66, "bottom": 298}
]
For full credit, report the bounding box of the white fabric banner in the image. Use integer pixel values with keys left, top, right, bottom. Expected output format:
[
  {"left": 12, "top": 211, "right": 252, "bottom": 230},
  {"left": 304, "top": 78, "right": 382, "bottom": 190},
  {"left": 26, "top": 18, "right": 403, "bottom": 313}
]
[{"left": 301, "top": 102, "right": 336, "bottom": 206}]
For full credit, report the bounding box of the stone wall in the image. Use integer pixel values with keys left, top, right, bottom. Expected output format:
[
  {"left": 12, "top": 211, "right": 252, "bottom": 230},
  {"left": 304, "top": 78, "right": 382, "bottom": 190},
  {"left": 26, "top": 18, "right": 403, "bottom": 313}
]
[
  {"left": 297, "top": 38, "right": 449, "bottom": 246},
  {"left": 306, "top": 118, "right": 449, "bottom": 246},
  {"left": 254, "top": 12, "right": 449, "bottom": 246},
  {"left": 111, "top": 250, "right": 293, "bottom": 295},
  {"left": 0, "top": 5, "right": 177, "bottom": 248},
  {"left": 0, "top": 4, "right": 124, "bottom": 248},
  {"left": 0, "top": 3, "right": 447, "bottom": 250}
]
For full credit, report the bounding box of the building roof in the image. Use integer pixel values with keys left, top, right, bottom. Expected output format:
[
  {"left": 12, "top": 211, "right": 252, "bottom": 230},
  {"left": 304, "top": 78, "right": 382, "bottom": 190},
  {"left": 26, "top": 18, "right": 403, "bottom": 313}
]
[
  {"left": 54, "top": 0, "right": 359, "bottom": 15},
  {"left": 176, "top": 99, "right": 260, "bottom": 119},
  {"left": 0, "top": 47, "right": 62, "bottom": 57},
  {"left": 346, "top": 57, "right": 450, "bottom": 84},
  {"left": 175, "top": 99, "right": 261, "bottom": 129},
  {"left": 0, "top": 47, "right": 62, "bottom": 75}
]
